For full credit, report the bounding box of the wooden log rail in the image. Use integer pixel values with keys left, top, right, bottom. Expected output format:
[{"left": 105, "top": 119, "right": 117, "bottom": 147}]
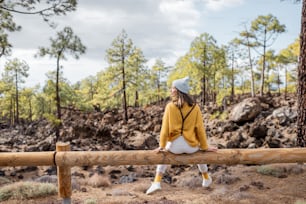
[
  {"left": 0, "top": 148, "right": 306, "bottom": 167},
  {"left": 1, "top": 144, "right": 306, "bottom": 204}
]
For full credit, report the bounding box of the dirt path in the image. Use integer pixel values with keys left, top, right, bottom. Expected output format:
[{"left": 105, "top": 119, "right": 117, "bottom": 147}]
[{"left": 3, "top": 163, "right": 306, "bottom": 204}]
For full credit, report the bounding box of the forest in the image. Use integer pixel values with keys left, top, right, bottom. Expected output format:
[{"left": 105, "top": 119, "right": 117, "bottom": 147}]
[
  {"left": 0, "top": 1, "right": 306, "bottom": 203},
  {"left": 0, "top": 1, "right": 300, "bottom": 123},
  {"left": 0, "top": 0, "right": 304, "bottom": 147}
]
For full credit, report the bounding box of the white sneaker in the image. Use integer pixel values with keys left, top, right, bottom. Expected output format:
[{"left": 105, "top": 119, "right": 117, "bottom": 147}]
[
  {"left": 202, "top": 175, "right": 212, "bottom": 187},
  {"left": 146, "top": 182, "right": 161, "bottom": 194}
]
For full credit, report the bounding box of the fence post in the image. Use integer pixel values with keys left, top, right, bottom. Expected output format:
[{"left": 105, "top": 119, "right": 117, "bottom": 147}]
[{"left": 56, "top": 142, "right": 72, "bottom": 204}]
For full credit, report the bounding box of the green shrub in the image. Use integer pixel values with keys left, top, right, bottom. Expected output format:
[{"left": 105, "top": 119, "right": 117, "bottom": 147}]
[
  {"left": 85, "top": 198, "right": 97, "bottom": 204},
  {"left": 295, "top": 200, "right": 306, "bottom": 204},
  {"left": 0, "top": 181, "right": 57, "bottom": 201},
  {"left": 0, "top": 177, "right": 11, "bottom": 185},
  {"left": 210, "top": 110, "right": 228, "bottom": 121},
  {"left": 256, "top": 165, "right": 286, "bottom": 178},
  {"left": 210, "top": 111, "right": 220, "bottom": 120},
  {"left": 44, "top": 113, "right": 61, "bottom": 126}
]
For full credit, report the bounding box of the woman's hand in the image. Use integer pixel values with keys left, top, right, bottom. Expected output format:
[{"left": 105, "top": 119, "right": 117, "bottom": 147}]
[
  {"left": 153, "top": 147, "right": 166, "bottom": 153},
  {"left": 201, "top": 146, "right": 218, "bottom": 152},
  {"left": 206, "top": 146, "right": 218, "bottom": 152}
]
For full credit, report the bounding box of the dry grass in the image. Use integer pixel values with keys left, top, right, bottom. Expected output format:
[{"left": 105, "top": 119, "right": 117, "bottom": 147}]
[
  {"left": 0, "top": 181, "right": 57, "bottom": 201},
  {"left": 84, "top": 198, "right": 98, "bottom": 204},
  {"left": 0, "top": 177, "right": 11, "bottom": 186},
  {"left": 130, "top": 182, "right": 148, "bottom": 192},
  {"left": 256, "top": 164, "right": 304, "bottom": 178},
  {"left": 256, "top": 165, "right": 286, "bottom": 178},
  {"left": 86, "top": 173, "right": 112, "bottom": 188}
]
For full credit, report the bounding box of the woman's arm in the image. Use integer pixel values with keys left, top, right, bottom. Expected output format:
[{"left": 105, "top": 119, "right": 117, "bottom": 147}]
[
  {"left": 159, "top": 103, "right": 171, "bottom": 148},
  {"left": 195, "top": 105, "right": 209, "bottom": 150}
]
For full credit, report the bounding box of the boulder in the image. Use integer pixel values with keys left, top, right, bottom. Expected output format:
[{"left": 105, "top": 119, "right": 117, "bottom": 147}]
[
  {"left": 249, "top": 123, "right": 267, "bottom": 139},
  {"left": 229, "top": 98, "right": 262, "bottom": 123},
  {"left": 272, "top": 106, "right": 298, "bottom": 126}
]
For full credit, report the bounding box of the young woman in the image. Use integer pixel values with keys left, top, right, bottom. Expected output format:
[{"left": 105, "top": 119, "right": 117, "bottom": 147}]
[{"left": 146, "top": 76, "right": 217, "bottom": 195}]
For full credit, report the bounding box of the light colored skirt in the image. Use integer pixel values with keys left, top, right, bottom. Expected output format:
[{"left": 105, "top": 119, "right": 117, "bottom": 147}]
[{"left": 156, "top": 136, "right": 208, "bottom": 173}]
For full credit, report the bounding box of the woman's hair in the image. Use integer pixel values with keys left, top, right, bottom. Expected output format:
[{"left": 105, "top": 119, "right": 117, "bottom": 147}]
[{"left": 172, "top": 88, "right": 194, "bottom": 108}]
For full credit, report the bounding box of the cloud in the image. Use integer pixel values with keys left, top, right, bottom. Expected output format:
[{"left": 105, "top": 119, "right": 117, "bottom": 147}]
[
  {"left": 159, "top": 0, "right": 200, "bottom": 27},
  {"left": 203, "top": 0, "right": 245, "bottom": 11},
  {"left": 9, "top": 0, "right": 201, "bottom": 62},
  {"left": 5, "top": 0, "right": 201, "bottom": 86},
  {"left": 2, "top": 0, "right": 299, "bottom": 87}
]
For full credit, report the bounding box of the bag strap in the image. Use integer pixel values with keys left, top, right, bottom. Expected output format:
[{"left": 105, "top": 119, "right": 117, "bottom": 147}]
[{"left": 179, "top": 104, "right": 196, "bottom": 134}]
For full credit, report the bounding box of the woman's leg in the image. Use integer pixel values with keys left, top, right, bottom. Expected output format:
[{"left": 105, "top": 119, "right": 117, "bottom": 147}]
[
  {"left": 197, "top": 164, "right": 208, "bottom": 173},
  {"left": 167, "top": 137, "right": 212, "bottom": 187},
  {"left": 146, "top": 155, "right": 169, "bottom": 194},
  {"left": 197, "top": 164, "right": 212, "bottom": 187},
  {"left": 147, "top": 136, "right": 211, "bottom": 194},
  {"left": 153, "top": 164, "right": 168, "bottom": 182}
]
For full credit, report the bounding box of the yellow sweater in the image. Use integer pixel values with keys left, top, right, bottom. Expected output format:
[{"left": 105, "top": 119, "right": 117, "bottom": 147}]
[{"left": 159, "top": 102, "right": 208, "bottom": 150}]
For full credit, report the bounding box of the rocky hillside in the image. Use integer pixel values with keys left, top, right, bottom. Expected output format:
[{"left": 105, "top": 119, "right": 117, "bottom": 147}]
[
  {"left": 0, "top": 93, "right": 298, "bottom": 153},
  {"left": 0, "top": 93, "right": 303, "bottom": 204}
]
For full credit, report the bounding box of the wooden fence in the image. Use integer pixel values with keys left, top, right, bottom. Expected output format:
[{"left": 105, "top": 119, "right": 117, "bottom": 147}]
[{"left": 0, "top": 142, "right": 306, "bottom": 203}]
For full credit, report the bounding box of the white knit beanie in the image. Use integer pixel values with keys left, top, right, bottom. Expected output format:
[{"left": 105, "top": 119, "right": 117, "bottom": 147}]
[{"left": 172, "top": 76, "right": 190, "bottom": 94}]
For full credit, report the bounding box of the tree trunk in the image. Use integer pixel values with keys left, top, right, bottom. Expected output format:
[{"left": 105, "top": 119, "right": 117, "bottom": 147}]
[
  {"left": 10, "top": 96, "right": 13, "bottom": 126},
  {"left": 297, "top": 0, "right": 306, "bottom": 147},
  {"left": 134, "top": 90, "right": 139, "bottom": 107},
  {"left": 266, "top": 64, "right": 271, "bottom": 93},
  {"left": 213, "top": 72, "right": 217, "bottom": 104},
  {"left": 56, "top": 54, "right": 61, "bottom": 121},
  {"left": 15, "top": 70, "right": 19, "bottom": 124},
  {"left": 231, "top": 52, "right": 235, "bottom": 99},
  {"left": 202, "top": 46, "right": 207, "bottom": 106},
  {"left": 28, "top": 99, "right": 32, "bottom": 122},
  {"left": 202, "top": 75, "right": 206, "bottom": 106},
  {"left": 277, "top": 67, "right": 281, "bottom": 96},
  {"left": 250, "top": 61, "right": 255, "bottom": 97},
  {"left": 121, "top": 51, "right": 128, "bottom": 123},
  {"left": 285, "top": 66, "right": 288, "bottom": 99},
  {"left": 157, "top": 78, "right": 160, "bottom": 103},
  {"left": 260, "top": 30, "right": 267, "bottom": 96},
  {"left": 55, "top": 53, "right": 62, "bottom": 141},
  {"left": 245, "top": 25, "right": 255, "bottom": 97}
]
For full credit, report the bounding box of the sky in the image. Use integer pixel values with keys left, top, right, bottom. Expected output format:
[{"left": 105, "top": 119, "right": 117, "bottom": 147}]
[{"left": 0, "top": 0, "right": 302, "bottom": 87}]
